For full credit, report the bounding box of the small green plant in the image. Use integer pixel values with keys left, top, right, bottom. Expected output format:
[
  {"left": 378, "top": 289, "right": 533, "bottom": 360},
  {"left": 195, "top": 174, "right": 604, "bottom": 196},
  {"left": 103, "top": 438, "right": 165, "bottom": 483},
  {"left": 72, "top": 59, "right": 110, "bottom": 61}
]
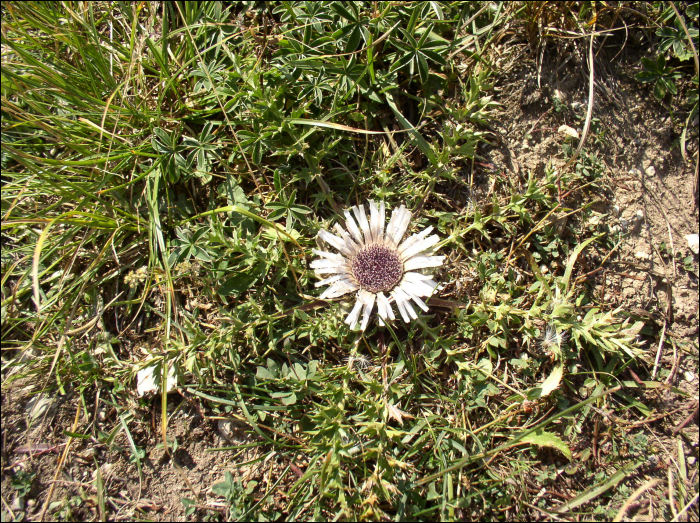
[
  {"left": 657, "top": 15, "right": 699, "bottom": 62},
  {"left": 208, "top": 471, "right": 280, "bottom": 520},
  {"left": 635, "top": 54, "right": 684, "bottom": 100}
]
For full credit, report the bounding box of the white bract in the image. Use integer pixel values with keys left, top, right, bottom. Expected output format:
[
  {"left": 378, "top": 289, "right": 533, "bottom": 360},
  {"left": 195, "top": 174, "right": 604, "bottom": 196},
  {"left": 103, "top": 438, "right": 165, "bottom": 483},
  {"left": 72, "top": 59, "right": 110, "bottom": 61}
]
[{"left": 311, "top": 201, "right": 444, "bottom": 331}]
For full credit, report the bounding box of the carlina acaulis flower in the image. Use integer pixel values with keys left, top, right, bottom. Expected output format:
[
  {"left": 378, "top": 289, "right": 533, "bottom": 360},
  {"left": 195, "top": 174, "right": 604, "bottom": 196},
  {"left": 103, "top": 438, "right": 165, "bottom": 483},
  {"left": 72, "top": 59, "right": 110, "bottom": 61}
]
[{"left": 311, "top": 201, "right": 445, "bottom": 331}]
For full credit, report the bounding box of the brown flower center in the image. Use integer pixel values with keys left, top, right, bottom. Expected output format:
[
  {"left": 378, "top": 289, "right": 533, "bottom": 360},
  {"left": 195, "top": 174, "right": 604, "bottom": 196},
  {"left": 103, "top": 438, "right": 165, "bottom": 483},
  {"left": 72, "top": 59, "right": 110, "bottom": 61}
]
[{"left": 351, "top": 245, "right": 403, "bottom": 293}]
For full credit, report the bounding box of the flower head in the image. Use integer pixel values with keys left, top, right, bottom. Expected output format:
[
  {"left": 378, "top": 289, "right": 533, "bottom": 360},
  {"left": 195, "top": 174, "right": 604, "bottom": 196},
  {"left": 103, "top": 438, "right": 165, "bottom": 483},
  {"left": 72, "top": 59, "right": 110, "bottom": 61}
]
[
  {"left": 540, "top": 324, "right": 568, "bottom": 357},
  {"left": 311, "top": 201, "right": 444, "bottom": 331}
]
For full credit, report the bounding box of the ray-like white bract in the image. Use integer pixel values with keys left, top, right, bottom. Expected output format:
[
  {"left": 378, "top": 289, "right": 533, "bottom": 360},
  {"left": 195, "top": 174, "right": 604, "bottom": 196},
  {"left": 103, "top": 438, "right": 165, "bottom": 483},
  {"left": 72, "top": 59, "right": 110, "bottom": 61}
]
[{"left": 311, "top": 201, "right": 444, "bottom": 330}]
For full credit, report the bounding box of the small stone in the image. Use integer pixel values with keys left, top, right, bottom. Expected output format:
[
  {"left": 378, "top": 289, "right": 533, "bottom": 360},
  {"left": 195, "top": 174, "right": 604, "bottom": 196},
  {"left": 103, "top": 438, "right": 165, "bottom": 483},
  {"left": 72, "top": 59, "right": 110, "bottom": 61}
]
[
  {"left": 635, "top": 252, "right": 651, "bottom": 261},
  {"left": 612, "top": 204, "right": 621, "bottom": 216},
  {"left": 688, "top": 456, "right": 697, "bottom": 466},
  {"left": 539, "top": 264, "right": 548, "bottom": 274},
  {"left": 645, "top": 165, "right": 656, "bottom": 176},
  {"left": 684, "top": 370, "right": 695, "bottom": 382},
  {"left": 635, "top": 210, "right": 644, "bottom": 220},
  {"left": 685, "top": 234, "right": 699, "bottom": 255},
  {"left": 558, "top": 125, "right": 579, "bottom": 139}
]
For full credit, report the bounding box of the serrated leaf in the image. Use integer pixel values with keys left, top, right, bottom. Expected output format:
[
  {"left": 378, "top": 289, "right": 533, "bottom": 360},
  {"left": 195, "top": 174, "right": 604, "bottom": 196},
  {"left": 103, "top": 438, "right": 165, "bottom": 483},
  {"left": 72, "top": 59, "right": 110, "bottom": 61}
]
[{"left": 520, "top": 429, "right": 571, "bottom": 459}]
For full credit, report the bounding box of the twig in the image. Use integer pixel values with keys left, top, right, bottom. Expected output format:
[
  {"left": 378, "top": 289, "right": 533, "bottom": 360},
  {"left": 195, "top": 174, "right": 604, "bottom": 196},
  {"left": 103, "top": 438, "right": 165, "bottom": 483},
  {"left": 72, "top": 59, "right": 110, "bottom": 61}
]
[
  {"left": 558, "top": 33, "right": 595, "bottom": 183},
  {"left": 193, "top": 504, "right": 227, "bottom": 512},
  {"left": 593, "top": 417, "right": 600, "bottom": 465},
  {"left": 672, "top": 402, "right": 699, "bottom": 436},
  {"left": 651, "top": 320, "right": 667, "bottom": 380},
  {"left": 38, "top": 402, "right": 82, "bottom": 522},
  {"left": 673, "top": 492, "right": 700, "bottom": 522},
  {"left": 523, "top": 501, "right": 566, "bottom": 520},
  {"left": 613, "top": 479, "right": 662, "bottom": 522},
  {"left": 665, "top": 337, "right": 679, "bottom": 385},
  {"left": 1, "top": 493, "right": 16, "bottom": 521}
]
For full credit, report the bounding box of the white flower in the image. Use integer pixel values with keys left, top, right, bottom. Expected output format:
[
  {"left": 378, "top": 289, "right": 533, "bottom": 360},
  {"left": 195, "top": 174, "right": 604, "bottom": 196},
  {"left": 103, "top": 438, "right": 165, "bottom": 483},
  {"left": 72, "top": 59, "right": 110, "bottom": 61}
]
[{"left": 311, "top": 201, "right": 444, "bottom": 331}]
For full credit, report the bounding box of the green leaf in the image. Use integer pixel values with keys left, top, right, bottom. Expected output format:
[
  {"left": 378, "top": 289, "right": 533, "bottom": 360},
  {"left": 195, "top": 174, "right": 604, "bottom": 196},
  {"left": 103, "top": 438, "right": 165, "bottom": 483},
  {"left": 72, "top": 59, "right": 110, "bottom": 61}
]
[
  {"left": 656, "top": 53, "right": 666, "bottom": 70},
  {"left": 562, "top": 236, "right": 598, "bottom": 295},
  {"left": 474, "top": 358, "right": 493, "bottom": 381},
  {"left": 219, "top": 272, "right": 258, "bottom": 296},
  {"left": 181, "top": 498, "right": 196, "bottom": 516},
  {"left": 345, "top": 25, "right": 362, "bottom": 53},
  {"left": 653, "top": 81, "right": 666, "bottom": 100},
  {"left": 635, "top": 71, "right": 659, "bottom": 83},
  {"left": 271, "top": 391, "right": 297, "bottom": 405},
  {"left": 256, "top": 366, "right": 274, "bottom": 379},
  {"left": 520, "top": 429, "right": 572, "bottom": 460},
  {"left": 385, "top": 95, "right": 438, "bottom": 166}
]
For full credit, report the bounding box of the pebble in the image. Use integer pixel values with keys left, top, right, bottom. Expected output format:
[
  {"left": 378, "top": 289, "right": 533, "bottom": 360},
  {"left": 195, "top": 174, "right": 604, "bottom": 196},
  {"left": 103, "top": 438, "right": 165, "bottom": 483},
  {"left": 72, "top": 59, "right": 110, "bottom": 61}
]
[
  {"left": 684, "top": 370, "right": 695, "bottom": 382},
  {"left": 685, "top": 234, "right": 699, "bottom": 255},
  {"left": 688, "top": 456, "right": 697, "bottom": 466},
  {"left": 558, "top": 125, "right": 579, "bottom": 139},
  {"left": 645, "top": 165, "right": 656, "bottom": 176},
  {"left": 635, "top": 210, "right": 644, "bottom": 220},
  {"left": 635, "top": 252, "right": 651, "bottom": 261}
]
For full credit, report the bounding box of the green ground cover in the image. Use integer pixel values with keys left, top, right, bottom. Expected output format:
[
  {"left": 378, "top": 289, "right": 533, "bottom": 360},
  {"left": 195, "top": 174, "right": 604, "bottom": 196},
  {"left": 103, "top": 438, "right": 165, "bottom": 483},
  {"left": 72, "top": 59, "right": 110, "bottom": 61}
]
[{"left": 2, "top": 2, "right": 698, "bottom": 521}]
